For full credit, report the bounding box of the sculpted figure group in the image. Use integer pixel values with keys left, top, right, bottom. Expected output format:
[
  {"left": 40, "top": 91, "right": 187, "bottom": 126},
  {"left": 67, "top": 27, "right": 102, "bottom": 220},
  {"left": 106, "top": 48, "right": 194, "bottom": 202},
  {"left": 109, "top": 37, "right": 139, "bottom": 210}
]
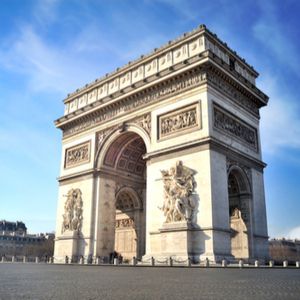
[
  {"left": 161, "top": 161, "right": 196, "bottom": 223},
  {"left": 62, "top": 188, "right": 83, "bottom": 233},
  {"left": 160, "top": 108, "right": 197, "bottom": 137}
]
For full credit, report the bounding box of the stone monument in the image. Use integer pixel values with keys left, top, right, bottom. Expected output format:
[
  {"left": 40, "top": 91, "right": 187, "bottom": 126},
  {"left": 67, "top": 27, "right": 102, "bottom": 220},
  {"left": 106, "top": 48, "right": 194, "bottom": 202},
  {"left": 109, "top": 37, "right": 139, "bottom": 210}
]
[{"left": 54, "top": 24, "right": 269, "bottom": 263}]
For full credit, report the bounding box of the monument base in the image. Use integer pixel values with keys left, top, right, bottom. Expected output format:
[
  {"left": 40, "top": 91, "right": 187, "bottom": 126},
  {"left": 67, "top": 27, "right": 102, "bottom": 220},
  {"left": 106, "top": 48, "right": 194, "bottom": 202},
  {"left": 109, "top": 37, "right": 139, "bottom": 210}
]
[
  {"left": 145, "top": 222, "right": 235, "bottom": 264},
  {"left": 144, "top": 221, "right": 201, "bottom": 263},
  {"left": 54, "top": 231, "right": 79, "bottom": 263}
]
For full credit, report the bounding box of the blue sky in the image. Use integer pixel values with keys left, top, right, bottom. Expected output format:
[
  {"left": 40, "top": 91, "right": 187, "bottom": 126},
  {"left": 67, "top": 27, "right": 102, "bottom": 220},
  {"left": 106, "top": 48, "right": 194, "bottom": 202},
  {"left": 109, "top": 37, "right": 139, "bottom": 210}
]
[{"left": 0, "top": 0, "right": 299, "bottom": 238}]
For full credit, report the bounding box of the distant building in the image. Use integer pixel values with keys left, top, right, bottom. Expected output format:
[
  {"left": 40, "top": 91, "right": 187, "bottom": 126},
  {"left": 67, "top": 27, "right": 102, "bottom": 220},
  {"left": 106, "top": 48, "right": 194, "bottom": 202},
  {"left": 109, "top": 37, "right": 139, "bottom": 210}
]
[
  {"left": 0, "top": 220, "right": 55, "bottom": 259},
  {"left": 269, "top": 238, "right": 300, "bottom": 264}
]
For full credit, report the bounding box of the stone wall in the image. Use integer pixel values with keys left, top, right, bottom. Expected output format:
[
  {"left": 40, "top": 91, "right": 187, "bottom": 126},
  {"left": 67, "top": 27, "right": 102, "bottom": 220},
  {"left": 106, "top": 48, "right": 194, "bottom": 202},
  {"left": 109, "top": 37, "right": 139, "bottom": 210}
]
[{"left": 269, "top": 239, "right": 300, "bottom": 263}]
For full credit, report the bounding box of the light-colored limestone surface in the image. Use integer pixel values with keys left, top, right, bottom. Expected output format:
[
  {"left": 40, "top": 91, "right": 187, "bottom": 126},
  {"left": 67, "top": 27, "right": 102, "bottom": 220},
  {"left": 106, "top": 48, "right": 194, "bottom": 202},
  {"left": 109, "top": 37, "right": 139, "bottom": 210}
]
[{"left": 54, "top": 24, "right": 269, "bottom": 263}]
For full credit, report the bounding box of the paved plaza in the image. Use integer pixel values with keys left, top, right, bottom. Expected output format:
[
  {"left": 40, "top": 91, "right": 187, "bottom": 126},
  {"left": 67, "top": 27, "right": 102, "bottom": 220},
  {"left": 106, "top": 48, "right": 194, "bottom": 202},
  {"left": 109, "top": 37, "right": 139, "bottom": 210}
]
[{"left": 0, "top": 264, "right": 300, "bottom": 300}]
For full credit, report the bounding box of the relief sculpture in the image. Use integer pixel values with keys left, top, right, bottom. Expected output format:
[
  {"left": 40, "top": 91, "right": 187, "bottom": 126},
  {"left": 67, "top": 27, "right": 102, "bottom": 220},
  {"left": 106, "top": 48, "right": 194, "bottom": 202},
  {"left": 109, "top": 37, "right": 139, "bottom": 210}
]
[
  {"left": 159, "top": 104, "right": 198, "bottom": 139},
  {"left": 160, "top": 161, "right": 196, "bottom": 223},
  {"left": 214, "top": 106, "right": 257, "bottom": 150},
  {"left": 65, "top": 141, "right": 90, "bottom": 168},
  {"left": 133, "top": 114, "right": 151, "bottom": 136},
  {"left": 62, "top": 188, "right": 83, "bottom": 234},
  {"left": 115, "top": 218, "right": 134, "bottom": 228}
]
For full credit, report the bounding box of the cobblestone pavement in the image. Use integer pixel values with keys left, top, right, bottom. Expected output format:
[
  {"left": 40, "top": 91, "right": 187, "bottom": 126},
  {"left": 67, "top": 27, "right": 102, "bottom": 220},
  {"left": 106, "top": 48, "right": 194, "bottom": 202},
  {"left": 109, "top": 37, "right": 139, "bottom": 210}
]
[{"left": 1, "top": 264, "right": 300, "bottom": 300}]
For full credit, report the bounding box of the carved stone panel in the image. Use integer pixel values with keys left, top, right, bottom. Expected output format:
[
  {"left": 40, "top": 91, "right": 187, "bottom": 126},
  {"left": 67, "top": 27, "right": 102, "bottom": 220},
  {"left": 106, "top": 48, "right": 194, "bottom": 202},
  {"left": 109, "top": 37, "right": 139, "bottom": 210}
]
[
  {"left": 61, "top": 188, "right": 83, "bottom": 234},
  {"left": 158, "top": 103, "right": 200, "bottom": 140},
  {"left": 131, "top": 114, "right": 151, "bottom": 137},
  {"left": 160, "top": 161, "right": 197, "bottom": 223},
  {"left": 96, "top": 127, "right": 117, "bottom": 152},
  {"left": 115, "top": 218, "right": 134, "bottom": 229},
  {"left": 213, "top": 105, "right": 258, "bottom": 151},
  {"left": 64, "top": 141, "right": 91, "bottom": 168}
]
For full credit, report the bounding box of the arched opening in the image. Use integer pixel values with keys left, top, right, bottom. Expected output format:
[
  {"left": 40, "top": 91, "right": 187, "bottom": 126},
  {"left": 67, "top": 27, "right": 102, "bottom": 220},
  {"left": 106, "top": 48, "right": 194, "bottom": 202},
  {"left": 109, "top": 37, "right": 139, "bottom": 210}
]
[
  {"left": 115, "top": 188, "right": 142, "bottom": 260},
  {"left": 227, "top": 167, "right": 252, "bottom": 260},
  {"left": 97, "top": 131, "right": 146, "bottom": 261}
]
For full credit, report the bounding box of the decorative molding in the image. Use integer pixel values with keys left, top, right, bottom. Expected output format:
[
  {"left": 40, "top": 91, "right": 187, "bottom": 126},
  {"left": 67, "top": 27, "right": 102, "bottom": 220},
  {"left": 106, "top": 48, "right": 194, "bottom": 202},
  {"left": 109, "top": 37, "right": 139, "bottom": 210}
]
[
  {"left": 131, "top": 113, "right": 151, "bottom": 137},
  {"left": 96, "top": 126, "right": 117, "bottom": 153},
  {"left": 61, "top": 26, "right": 260, "bottom": 117},
  {"left": 61, "top": 69, "right": 206, "bottom": 137},
  {"left": 226, "top": 158, "right": 252, "bottom": 187},
  {"left": 207, "top": 67, "right": 259, "bottom": 117},
  {"left": 158, "top": 103, "right": 200, "bottom": 140},
  {"left": 95, "top": 114, "right": 150, "bottom": 157},
  {"left": 61, "top": 188, "right": 83, "bottom": 234},
  {"left": 115, "top": 218, "right": 134, "bottom": 229},
  {"left": 213, "top": 105, "right": 258, "bottom": 151},
  {"left": 64, "top": 141, "right": 91, "bottom": 168},
  {"left": 115, "top": 183, "right": 144, "bottom": 204}
]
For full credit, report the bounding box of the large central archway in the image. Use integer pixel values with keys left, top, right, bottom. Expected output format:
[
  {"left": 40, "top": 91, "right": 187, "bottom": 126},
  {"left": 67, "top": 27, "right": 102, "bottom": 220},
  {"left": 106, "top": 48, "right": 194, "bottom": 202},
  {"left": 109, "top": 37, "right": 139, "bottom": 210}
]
[{"left": 95, "top": 129, "right": 147, "bottom": 261}]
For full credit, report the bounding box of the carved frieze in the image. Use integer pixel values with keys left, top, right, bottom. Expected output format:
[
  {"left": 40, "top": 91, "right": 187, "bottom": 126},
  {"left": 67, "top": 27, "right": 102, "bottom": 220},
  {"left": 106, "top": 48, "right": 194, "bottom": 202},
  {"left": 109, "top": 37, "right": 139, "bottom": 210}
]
[
  {"left": 62, "top": 70, "right": 206, "bottom": 137},
  {"left": 65, "top": 141, "right": 91, "bottom": 168},
  {"left": 115, "top": 218, "right": 134, "bottom": 229},
  {"left": 213, "top": 105, "right": 258, "bottom": 151},
  {"left": 160, "top": 161, "right": 197, "bottom": 223},
  {"left": 158, "top": 103, "right": 200, "bottom": 140},
  {"left": 61, "top": 188, "right": 83, "bottom": 234}
]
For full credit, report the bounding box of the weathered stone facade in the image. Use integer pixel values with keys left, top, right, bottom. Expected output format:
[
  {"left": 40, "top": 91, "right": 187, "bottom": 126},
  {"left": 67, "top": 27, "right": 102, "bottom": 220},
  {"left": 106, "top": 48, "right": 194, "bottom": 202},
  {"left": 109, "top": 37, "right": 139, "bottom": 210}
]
[{"left": 54, "top": 25, "right": 269, "bottom": 263}]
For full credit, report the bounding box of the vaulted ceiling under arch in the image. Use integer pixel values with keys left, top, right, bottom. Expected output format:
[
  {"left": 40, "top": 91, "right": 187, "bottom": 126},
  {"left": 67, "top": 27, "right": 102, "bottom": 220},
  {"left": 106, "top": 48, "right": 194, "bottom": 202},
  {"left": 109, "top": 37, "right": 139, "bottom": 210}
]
[{"left": 103, "top": 132, "right": 146, "bottom": 176}]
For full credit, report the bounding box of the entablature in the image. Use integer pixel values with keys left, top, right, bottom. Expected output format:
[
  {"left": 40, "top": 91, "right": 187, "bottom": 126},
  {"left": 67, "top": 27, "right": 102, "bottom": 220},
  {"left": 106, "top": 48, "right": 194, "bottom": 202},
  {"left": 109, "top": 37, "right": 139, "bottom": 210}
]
[
  {"left": 56, "top": 25, "right": 268, "bottom": 121},
  {"left": 55, "top": 57, "right": 267, "bottom": 139}
]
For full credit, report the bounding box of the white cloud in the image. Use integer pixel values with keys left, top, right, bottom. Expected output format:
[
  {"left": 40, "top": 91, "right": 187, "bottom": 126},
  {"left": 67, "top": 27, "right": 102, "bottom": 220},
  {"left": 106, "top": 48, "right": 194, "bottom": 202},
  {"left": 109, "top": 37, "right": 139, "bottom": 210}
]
[
  {"left": 151, "top": 0, "right": 199, "bottom": 22},
  {"left": 259, "top": 74, "right": 300, "bottom": 154},
  {"left": 0, "top": 23, "right": 117, "bottom": 95},
  {"left": 33, "top": 0, "right": 60, "bottom": 25},
  {"left": 286, "top": 226, "right": 300, "bottom": 240},
  {"left": 253, "top": 2, "right": 300, "bottom": 77}
]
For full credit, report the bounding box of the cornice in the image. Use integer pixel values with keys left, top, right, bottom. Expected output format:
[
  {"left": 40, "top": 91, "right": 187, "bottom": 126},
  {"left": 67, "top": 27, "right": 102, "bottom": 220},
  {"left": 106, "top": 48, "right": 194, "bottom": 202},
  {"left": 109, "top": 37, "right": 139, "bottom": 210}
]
[
  {"left": 55, "top": 58, "right": 267, "bottom": 139},
  {"left": 57, "top": 25, "right": 264, "bottom": 120},
  {"left": 205, "top": 53, "right": 268, "bottom": 106},
  {"left": 56, "top": 64, "right": 207, "bottom": 137},
  {"left": 64, "top": 25, "right": 258, "bottom": 102},
  {"left": 57, "top": 169, "right": 95, "bottom": 183}
]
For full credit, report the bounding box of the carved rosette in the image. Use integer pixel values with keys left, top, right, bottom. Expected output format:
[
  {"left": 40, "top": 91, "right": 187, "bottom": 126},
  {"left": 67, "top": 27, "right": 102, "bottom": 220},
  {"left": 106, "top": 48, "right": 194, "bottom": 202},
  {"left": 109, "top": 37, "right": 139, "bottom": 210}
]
[
  {"left": 160, "top": 161, "right": 196, "bottom": 223},
  {"left": 61, "top": 188, "right": 83, "bottom": 234}
]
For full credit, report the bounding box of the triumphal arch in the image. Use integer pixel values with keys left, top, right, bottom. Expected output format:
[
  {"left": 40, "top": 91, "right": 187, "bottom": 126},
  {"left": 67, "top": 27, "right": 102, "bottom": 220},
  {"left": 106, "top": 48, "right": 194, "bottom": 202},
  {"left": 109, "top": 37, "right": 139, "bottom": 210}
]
[{"left": 54, "top": 25, "right": 269, "bottom": 263}]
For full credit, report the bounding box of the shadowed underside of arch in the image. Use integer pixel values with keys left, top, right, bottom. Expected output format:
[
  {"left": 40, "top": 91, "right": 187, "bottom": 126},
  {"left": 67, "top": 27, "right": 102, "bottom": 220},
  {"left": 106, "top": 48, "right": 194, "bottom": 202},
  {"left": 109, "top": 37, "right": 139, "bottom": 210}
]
[
  {"left": 103, "top": 132, "right": 146, "bottom": 176},
  {"left": 228, "top": 167, "right": 250, "bottom": 195},
  {"left": 228, "top": 167, "right": 252, "bottom": 260}
]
